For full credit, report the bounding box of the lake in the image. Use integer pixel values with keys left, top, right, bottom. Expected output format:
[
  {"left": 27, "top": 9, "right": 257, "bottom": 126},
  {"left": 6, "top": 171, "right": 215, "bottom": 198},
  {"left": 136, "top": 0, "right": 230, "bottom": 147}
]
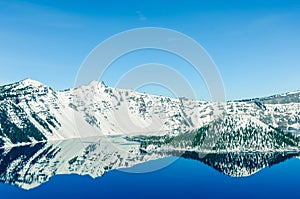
[{"left": 0, "top": 137, "right": 300, "bottom": 199}]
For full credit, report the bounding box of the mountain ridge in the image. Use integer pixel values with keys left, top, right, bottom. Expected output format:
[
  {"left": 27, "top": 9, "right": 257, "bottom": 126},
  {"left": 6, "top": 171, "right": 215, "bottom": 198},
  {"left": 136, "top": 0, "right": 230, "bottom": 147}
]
[
  {"left": 0, "top": 79, "right": 299, "bottom": 148},
  {"left": 3, "top": 78, "right": 299, "bottom": 103}
]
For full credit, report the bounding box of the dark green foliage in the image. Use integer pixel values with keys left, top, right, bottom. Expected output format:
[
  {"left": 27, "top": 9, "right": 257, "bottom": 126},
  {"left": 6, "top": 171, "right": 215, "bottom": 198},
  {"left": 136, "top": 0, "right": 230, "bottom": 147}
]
[
  {"left": 210, "top": 121, "right": 299, "bottom": 151},
  {"left": 84, "top": 113, "right": 98, "bottom": 126},
  {"left": 0, "top": 103, "right": 46, "bottom": 144},
  {"left": 31, "top": 113, "right": 53, "bottom": 134},
  {"left": 0, "top": 138, "right": 4, "bottom": 147},
  {"left": 0, "top": 142, "right": 46, "bottom": 178},
  {"left": 127, "top": 135, "right": 174, "bottom": 148},
  {"left": 179, "top": 151, "right": 299, "bottom": 177},
  {"left": 46, "top": 115, "right": 61, "bottom": 128},
  {"left": 254, "top": 101, "right": 266, "bottom": 110},
  {"left": 192, "top": 126, "right": 208, "bottom": 147},
  {"left": 68, "top": 103, "right": 78, "bottom": 111},
  {"left": 236, "top": 91, "right": 300, "bottom": 104},
  {"left": 130, "top": 117, "right": 300, "bottom": 152},
  {"left": 68, "top": 156, "right": 78, "bottom": 165}
]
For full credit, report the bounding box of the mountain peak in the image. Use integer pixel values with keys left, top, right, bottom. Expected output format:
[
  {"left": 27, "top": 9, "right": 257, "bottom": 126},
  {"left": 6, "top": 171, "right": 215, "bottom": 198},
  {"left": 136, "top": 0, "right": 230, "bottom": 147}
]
[
  {"left": 19, "top": 78, "right": 44, "bottom": 87},
  {"left": 86, "top": 80, "right": 106, "bottom": 88},
  {"left": 0, "top": 78, "right": 47, "bottom": 91}
]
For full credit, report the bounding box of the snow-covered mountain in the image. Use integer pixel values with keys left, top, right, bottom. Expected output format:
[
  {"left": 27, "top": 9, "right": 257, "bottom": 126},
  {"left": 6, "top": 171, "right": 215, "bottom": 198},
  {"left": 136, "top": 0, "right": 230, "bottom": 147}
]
[
  {"left": 0, "top": 79, "right": 299, "bottom": 148},
  {"left": 0, "top": 79, "right": 299, "bottom": 190},
  {"left": 132, "top": 115, "right": 300, "bottom": 153}
]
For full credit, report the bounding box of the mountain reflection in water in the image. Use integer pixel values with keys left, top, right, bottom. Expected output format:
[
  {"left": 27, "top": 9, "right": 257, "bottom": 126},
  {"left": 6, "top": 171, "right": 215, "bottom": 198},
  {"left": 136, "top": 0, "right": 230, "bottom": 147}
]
[{"left": 0, "top": 136, "right": 299, "bottom": 190}]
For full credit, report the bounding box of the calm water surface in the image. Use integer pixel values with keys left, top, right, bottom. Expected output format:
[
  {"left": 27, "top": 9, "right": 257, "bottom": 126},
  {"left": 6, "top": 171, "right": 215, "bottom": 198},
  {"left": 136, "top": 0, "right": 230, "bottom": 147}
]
[{"left": 1, "top": 156, "right": 299, "bottom": 199}]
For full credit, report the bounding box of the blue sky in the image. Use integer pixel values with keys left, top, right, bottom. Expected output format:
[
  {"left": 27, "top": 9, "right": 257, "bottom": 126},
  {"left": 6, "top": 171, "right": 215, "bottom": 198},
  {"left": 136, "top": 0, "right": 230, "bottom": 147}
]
[{"left": 0, "top": 0, "right": 299, "bottom": 100}]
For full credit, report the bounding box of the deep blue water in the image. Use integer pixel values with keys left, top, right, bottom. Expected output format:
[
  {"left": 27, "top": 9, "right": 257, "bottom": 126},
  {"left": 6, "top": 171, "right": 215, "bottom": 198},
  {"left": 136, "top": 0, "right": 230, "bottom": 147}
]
[{"left": 1, "top": 157, "right": 300, "bottom": 199}]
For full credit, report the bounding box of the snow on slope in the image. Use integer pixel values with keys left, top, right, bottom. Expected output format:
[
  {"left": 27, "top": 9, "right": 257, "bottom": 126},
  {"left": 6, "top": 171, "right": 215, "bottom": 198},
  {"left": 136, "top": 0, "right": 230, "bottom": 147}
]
[
  {"left": 0, "top": 79, "right": 299, "bottom": 147},
  {"left": 61, "top": 80, "right": 215, "bottom": 137},
  {"left": 0, "top": 79, "right": 98, "bottom": 146}
]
